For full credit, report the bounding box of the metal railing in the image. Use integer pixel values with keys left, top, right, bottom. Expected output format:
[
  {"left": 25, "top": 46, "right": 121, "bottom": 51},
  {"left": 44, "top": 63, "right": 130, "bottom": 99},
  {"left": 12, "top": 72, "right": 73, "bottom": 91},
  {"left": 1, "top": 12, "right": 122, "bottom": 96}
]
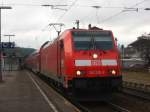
[{"left": 2, "top": 57, "right": 23, "bottom": 71}]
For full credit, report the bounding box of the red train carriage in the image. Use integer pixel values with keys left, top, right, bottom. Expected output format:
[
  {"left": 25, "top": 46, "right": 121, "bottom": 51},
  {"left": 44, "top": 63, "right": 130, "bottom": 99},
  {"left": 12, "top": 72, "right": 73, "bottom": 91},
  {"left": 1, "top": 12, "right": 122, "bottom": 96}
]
[
  {"left": 25, "top": 50, "right": 39, "bottom": 73},
  {"left": 26, "top": 26, "right": 122, "bottom": 100}
]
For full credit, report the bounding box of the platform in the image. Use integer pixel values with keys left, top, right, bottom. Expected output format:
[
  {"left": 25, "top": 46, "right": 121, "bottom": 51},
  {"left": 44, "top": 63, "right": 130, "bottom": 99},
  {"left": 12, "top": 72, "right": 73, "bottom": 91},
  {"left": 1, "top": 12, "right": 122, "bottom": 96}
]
[{"left": 0, "top": 70, "right": 80, "bottom": 112}]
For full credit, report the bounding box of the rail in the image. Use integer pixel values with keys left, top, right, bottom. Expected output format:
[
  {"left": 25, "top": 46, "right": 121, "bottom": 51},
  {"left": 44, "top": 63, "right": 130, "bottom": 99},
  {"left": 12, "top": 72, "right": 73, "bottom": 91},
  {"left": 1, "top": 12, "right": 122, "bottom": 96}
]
[
  {"left": 123, "top": 81, "right": 150, "bottom": 93},
  {"left": 107, "top": 102, "right": 131, "bottom": 112},
  {"left": 122, "top": 81, "right": 150, "bottom": 101}
]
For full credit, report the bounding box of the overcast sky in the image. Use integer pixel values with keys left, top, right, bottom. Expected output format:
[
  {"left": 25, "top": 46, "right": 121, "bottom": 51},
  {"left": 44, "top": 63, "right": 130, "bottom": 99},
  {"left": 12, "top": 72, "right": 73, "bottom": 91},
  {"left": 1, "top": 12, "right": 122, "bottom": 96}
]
[{"left": 1, "top": 0, "right": 150, "bottom": 49}]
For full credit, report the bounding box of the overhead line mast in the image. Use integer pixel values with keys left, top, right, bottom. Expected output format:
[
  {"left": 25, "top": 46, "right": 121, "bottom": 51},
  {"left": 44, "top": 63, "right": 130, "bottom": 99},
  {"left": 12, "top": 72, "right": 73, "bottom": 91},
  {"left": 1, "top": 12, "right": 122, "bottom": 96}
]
[{"left": 49, "top": 23, "right": 64, "bottom": 36}]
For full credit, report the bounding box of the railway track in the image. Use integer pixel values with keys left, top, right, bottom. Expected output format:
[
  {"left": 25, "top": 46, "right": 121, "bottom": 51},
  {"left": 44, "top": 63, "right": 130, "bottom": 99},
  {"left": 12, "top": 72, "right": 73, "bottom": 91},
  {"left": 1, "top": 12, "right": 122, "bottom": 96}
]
[
  {"left": 29, "top": 70, "right": 150, "bottom": 112},
  {"left": 122, "top": 87, "right": 150, "bottom": 101},
  {"left": 29, "top": 71, "right": 132, "bottom": 112},
  {"left": 107, "top": 102, "right": 131, "bottom": 112},
  {"left": 80, "top": 101, "right": 131, "bottom": 112},
  {"left": 122, "top": 81, "right": 150, "bottom": 101},
  {"left": 28, "top": 70, "right": 130, "bottom": 112},
  {"left": 123, "top": 81, "right": 150, "bottom": 93},
  {"left": 29, "top": 71, "right": 90, "bottom": 112}
]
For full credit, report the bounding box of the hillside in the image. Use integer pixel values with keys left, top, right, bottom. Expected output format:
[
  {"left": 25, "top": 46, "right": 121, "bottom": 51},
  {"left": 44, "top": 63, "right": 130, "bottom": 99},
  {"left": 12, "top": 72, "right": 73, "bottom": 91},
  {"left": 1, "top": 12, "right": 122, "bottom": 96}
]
[{"left": 3, "top": 47, "right": 36, "bottom": 58}]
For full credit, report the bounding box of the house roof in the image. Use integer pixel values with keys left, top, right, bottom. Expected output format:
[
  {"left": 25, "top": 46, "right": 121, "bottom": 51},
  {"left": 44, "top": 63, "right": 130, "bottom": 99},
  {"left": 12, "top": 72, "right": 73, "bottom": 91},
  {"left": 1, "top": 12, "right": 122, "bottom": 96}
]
[{"left": 129, "top": 38, "right": 150, "bottom": 48}]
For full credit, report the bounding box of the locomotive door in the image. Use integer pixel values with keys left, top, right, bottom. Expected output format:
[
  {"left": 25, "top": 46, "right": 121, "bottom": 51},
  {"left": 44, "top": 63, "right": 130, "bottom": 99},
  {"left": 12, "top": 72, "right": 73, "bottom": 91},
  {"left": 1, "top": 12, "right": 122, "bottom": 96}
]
[{"left": 57, "top": 40, "right": 64, "bottom": 79}]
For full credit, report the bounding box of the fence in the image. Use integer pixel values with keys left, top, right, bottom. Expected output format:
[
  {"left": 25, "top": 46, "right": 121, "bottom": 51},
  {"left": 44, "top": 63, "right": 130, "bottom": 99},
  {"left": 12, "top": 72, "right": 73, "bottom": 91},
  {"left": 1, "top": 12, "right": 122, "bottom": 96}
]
[{"left": 2, "top": 57, "right": 23, "bottom": 71}]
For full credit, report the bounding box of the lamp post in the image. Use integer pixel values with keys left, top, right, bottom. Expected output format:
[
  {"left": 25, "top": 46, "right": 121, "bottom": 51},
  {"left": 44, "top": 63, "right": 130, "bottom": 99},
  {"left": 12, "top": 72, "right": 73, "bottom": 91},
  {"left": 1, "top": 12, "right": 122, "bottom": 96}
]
[{"left": 0, "top": 6, "right": 12, "bottom": 82}]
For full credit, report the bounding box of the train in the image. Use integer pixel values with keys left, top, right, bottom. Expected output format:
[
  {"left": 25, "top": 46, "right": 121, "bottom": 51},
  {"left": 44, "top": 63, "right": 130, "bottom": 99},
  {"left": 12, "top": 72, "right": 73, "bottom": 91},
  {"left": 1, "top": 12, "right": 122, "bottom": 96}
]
[{"left": 25, "top": 25, "right": 122, "bottom": 101}]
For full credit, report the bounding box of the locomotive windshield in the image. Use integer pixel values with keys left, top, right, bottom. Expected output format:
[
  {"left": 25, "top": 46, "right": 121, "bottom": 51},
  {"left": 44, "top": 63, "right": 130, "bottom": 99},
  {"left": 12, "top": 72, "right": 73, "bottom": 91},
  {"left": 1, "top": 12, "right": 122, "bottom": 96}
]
[{"left": 72, "top": 31, "right": 114, "bottom": 50}]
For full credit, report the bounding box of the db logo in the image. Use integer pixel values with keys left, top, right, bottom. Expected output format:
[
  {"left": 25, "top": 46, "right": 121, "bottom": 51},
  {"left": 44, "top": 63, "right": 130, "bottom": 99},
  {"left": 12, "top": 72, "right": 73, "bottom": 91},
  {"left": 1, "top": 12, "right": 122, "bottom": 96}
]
[{"left": 91, "top": 60, "right": 101, "bottom": 66}]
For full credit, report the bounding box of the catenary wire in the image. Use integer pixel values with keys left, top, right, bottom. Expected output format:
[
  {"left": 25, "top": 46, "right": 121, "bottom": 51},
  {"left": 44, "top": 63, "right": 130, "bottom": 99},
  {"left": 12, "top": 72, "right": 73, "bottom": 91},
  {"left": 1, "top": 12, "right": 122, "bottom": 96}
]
[{"left": 99, "top": 0, "right": 150, "bottom": 23}]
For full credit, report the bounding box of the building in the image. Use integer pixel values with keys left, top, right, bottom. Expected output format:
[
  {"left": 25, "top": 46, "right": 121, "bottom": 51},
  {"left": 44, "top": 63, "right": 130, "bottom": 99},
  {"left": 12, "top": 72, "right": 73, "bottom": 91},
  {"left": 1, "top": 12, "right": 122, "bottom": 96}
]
[{"left": 128, "top": 33, "right": 150, "bottom": 66}]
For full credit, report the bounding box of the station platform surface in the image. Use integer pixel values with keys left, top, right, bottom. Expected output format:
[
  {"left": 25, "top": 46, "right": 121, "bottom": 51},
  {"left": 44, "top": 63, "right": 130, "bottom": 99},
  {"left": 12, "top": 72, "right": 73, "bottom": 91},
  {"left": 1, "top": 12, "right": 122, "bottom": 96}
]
[{"left": 0, "top": 70, "right": 79, "bottom": 112}]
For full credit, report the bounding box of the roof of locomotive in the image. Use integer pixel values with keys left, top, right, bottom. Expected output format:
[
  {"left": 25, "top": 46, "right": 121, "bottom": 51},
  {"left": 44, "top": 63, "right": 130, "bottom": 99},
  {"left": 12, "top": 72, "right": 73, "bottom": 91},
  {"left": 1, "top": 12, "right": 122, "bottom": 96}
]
[
  {"left": 66, "top": 26, "right": 112, "bottom": 32},
  {"left": 39, "top": 27, "right": 113, "bottom": 49},
  {"left": 58, "top": 27, "right": 112, "bottom": 39}
]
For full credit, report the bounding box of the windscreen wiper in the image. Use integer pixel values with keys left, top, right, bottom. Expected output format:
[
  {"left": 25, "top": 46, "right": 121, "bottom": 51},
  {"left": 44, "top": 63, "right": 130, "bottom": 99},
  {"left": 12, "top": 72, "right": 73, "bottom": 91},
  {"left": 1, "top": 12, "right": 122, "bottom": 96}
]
[{"left": 90, "top": 37, "right": 95, "bottom": 50}]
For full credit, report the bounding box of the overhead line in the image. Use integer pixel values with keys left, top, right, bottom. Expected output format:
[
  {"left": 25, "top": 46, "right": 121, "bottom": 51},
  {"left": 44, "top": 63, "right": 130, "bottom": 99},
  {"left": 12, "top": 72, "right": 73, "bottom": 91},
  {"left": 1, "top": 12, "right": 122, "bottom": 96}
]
[
  {"left": 133, "top": 0, "right": 149, "bottom": 7},
  {"left": 100, "top": 0, "right": 150, "bottom": 23},
  {"left": 0, "top": 3, "right": 68, "bottom": 7},
  {"left": 55, "top": 0, "right": 78, "bottom": 22},
  {"left": 0, "top": 3, "right": 139, "bottom": 8},
  {"left": 4, "top": 0, "right": 149, "bottom": 45},
  {"left": 100, "top": 11, "right": 123, "bottom": 23},
  {"left": 41, "top": 0, "right": 78, "bottom": 40},
  {"left": 0, "top": 3, "right": 41, "bottom": 6},
  {"left": 40, "top": 0, "right": 150, "bottom": 37},
  {"left": 0, "top": 3, "right": 149, "bottom": 10}
]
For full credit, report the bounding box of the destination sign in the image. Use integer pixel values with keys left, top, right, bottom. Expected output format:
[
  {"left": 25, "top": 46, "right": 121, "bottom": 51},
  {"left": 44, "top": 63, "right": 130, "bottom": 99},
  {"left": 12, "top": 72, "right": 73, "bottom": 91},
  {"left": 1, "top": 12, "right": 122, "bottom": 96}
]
[{"left": 1, "top": 42, "right": 15, "bottom": 48}]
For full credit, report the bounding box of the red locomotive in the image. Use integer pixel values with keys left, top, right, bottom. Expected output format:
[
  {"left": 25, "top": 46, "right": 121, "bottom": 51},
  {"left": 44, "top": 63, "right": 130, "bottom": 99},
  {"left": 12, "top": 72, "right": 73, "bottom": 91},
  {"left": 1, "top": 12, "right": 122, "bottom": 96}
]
[{"left": 25, "top": 25, "right": 122, "bottom": 100}]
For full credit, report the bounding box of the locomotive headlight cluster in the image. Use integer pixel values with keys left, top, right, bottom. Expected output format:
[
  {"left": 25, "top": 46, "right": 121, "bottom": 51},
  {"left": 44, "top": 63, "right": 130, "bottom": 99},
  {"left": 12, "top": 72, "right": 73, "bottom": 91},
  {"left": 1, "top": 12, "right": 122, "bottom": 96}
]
[
  {"left": 111, "top": 70, "right": 116, "bottom": 75},
  {"left": 76, "top": 70, "right": 85, "bottom": 76},
  {"left": 76, "top": 70, "right": 81, "bottom": 76},
  {"left": 93, "top": 53, "right": 98, "bottom": 59}
]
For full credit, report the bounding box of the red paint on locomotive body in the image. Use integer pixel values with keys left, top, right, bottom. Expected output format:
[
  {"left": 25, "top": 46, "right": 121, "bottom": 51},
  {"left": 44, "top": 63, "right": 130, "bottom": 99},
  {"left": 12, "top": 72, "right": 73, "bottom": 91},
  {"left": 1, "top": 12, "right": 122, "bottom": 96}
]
[
  {"left": 63, "top": 29, "right": 121, "bottom": 79},
  {"left": 25, "top": 27, "right": 122, "bottom": 95}
]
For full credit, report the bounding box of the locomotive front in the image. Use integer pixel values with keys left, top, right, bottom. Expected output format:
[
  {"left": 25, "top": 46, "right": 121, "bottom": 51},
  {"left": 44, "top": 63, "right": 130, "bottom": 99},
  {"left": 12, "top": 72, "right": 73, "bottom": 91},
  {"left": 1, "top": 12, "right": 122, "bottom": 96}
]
[{"left": 64, "top": 28, "right": 122, "bottom": 97}]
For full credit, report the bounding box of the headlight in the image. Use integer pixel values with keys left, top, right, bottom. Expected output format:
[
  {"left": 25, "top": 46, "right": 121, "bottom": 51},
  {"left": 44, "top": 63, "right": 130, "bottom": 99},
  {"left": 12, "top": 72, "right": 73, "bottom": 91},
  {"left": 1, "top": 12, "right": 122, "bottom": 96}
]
[
  {"left": 93, "top": 53, "right": 98, "bottom": 59},
  {"left": 111, "top": 70, "right": 116, "bottom": 75},
  {"left": 76, "top": 70, "right": 81, "bottom": 76}
]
